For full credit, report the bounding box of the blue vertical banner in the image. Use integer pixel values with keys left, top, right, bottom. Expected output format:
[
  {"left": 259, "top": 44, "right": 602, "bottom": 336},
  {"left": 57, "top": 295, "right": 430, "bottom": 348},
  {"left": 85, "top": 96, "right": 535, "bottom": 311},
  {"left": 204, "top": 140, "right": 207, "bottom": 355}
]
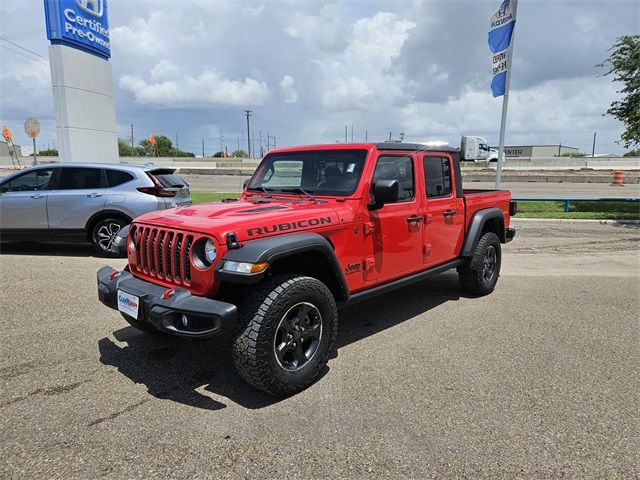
[{"left": 488, "top": 0, "right": 516, "bottom": 97}]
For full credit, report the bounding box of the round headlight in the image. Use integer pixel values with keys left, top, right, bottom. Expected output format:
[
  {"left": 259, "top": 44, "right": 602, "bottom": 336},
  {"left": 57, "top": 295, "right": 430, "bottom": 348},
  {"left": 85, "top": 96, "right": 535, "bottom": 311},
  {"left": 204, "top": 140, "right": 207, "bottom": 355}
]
[
  {"left": 204, "top": 239, "right": 216, "bottom": 263},
  {"left": 128, "top": 228, "right": 136, "bottom": 252}
]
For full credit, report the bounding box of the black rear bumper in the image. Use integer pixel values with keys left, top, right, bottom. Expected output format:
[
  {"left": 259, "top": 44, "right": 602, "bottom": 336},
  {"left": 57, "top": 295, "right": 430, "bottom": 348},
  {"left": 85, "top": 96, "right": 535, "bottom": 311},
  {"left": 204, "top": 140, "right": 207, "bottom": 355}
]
[{"left": 97, "top": 266, "right": 237, "bottom": 339}]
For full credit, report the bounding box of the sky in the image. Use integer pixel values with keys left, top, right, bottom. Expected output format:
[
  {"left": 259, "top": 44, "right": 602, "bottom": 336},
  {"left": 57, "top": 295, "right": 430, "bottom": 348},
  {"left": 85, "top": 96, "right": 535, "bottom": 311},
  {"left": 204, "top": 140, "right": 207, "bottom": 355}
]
[{"left": 1, "top": 0, "right": 639, "bottom": 156}]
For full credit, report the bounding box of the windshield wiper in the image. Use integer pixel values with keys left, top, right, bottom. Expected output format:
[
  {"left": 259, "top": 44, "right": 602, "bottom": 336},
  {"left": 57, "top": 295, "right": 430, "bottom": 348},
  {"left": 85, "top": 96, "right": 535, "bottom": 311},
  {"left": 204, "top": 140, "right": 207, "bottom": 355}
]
[
  {"left": 248, "top": 185, "right": 272, "bottom": 198},
  {"left": 283, "top": 187, "right": 317, "bottom": 203}
]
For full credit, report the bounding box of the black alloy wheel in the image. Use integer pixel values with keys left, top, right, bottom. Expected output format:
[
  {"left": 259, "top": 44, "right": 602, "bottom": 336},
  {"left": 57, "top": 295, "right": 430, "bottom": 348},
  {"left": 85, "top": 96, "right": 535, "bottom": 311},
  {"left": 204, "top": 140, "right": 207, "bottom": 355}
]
[{"left": 274, "top": 302, "right": 323, "bottom": 371}]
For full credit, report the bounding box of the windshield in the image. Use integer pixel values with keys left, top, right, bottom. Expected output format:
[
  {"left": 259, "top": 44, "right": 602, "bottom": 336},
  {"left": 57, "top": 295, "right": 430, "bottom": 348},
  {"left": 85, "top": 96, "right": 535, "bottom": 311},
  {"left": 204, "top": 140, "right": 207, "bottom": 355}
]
[{"left": 247, "top": 149, "right": 367, "bottom": 196}]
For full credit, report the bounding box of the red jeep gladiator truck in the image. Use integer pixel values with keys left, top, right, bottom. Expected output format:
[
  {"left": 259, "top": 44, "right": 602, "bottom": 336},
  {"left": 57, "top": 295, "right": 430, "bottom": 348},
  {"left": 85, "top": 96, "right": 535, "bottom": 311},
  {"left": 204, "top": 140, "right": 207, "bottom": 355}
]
[{"left": 98, "top": 143, "right": 516, "bottom": 395}]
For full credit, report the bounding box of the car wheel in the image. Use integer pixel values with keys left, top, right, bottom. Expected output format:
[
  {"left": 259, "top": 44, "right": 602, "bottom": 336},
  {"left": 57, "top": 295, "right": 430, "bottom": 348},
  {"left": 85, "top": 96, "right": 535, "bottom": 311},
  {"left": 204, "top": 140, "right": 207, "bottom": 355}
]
[
  {"left": 458, "top": 232, "right": 502, "bottom": 295},
  {"left": 92, "top": 217, "right": 127, "bottom": 257},
  {"left": 232, "top": 274, "right": 338, "bottom": 396}
]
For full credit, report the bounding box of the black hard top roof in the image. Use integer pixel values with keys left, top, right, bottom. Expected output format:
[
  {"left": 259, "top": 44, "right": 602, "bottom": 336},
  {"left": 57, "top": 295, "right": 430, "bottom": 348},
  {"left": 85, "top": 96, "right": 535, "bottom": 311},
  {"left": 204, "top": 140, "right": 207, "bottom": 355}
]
[{"left": 375, "top": 142, "right": 460, "bottom": 153}]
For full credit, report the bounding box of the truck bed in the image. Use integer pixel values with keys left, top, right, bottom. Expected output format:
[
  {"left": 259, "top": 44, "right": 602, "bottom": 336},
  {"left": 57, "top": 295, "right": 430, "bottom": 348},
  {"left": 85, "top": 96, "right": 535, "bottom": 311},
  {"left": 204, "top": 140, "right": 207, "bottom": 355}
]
[{"left": 463, "top": 189, "right": 512, "bottom": 230}]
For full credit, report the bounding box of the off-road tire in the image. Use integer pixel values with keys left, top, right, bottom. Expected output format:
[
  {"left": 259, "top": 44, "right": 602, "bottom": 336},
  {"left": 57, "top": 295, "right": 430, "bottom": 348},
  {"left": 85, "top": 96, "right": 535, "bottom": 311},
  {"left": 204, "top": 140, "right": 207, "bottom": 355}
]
[
  {"left": 458, "top": 232, "right": 501, "bottom": 296},
  {"left": 232, "top": 274, "right": 338, "bottom": 396},
  {"left": 91, "top": 217, "right": 127, "bottom": 258}
]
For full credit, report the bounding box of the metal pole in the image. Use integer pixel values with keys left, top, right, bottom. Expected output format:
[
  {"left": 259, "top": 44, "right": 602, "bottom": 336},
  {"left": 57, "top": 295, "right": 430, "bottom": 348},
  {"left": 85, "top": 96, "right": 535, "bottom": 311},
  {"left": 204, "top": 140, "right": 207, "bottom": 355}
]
[
  {"left": 345, "top": 125, "right": 347, "bottom": 142},
  {"left": 591, "top": 132, "right": 596, "bottom": 157},
  {"left": 175, "top": 133, "right": 179, "bottom": 149},
  {"left": 558, "top": 143, "right": 561, "bottom": 156},
  {"left": 273, "top": 136, "right": 276, "bottom": 148},
  {"left": 244, "top": 110, "right": 252, "bottom": 157},
  {"left": 350, "top": 124, "right": 353, "bottom": 142},
  {"left": 32, "top": 137, "right": 37, "bottom": 165},
  {"left": 130, "top": 124, "right": 134, "bottom": 148},
  {"left": 202, "top": 138, "right": 204, "bottom": 157},
  {"left": 495, "top": 0, "right": 517, "bottom": 190},
  {"left": 365, "top": 130, "right": 368, "bottom": 142},
  {"left": 259, "top": 131, "right": 263, "bottom": 157}
]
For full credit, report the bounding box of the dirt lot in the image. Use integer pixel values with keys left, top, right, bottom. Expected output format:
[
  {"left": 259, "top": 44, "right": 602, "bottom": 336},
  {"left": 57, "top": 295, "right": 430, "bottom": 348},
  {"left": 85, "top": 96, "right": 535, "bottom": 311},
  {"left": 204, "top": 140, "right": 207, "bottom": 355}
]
[{"left": 0, "top": 220, "right": 638, "bottom": 478}]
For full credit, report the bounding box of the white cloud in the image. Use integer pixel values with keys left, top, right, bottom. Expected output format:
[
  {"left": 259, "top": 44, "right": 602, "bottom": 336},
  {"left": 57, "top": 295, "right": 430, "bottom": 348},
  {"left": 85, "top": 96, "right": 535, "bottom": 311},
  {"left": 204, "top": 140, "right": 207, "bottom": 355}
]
[
  {"left": 320, "top": 12, "right": 416, "bottom": 111},
  {"left": 119, "top": 69, "right": 270, "bottom": 107},
  {"left": 279, "top": 75, "right": 298, "bottom": 104}
]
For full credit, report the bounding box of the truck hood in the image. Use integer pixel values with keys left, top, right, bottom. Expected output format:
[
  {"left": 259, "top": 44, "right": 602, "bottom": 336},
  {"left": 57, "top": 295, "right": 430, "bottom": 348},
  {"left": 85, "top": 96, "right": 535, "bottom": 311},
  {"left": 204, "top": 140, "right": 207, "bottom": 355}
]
[{"left": 134, "top": 197, "right": 341, "bottom": 243}]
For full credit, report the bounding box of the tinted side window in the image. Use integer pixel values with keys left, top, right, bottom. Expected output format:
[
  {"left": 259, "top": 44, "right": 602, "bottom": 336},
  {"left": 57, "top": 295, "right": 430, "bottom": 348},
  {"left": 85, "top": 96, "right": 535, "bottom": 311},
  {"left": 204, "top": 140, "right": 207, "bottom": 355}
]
[
  {"left": 106, "top": 169, "right": 134, "bottom": 187},
  {"left": 372, "top": 155, "right": 414, "bottom": 202},
  {"left": 423, "top": 156, "right": 452, "bottom": 198},
  {"left": 0, "top": 169, "right": 54, "bottom": 192},
  {"left": 57, "top": 168, "right": 105, "bottom": 190}
]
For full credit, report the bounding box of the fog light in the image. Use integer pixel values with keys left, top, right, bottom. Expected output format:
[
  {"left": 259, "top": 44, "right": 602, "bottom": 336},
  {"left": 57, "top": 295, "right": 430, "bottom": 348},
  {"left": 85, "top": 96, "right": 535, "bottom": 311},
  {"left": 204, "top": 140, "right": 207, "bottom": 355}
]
[
  {"left": 181, "top": 315, "right": 188, "bottom": 327},
  {"left": 222, "top": 261, "right": 268, "bottom": 274}
]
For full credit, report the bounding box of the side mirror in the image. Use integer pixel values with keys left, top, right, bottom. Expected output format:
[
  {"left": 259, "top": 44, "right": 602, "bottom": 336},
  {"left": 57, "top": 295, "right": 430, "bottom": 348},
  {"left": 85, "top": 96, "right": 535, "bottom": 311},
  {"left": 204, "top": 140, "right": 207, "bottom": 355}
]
[{"left": 368, "top": 179, "right": 399, "bottom": 211}]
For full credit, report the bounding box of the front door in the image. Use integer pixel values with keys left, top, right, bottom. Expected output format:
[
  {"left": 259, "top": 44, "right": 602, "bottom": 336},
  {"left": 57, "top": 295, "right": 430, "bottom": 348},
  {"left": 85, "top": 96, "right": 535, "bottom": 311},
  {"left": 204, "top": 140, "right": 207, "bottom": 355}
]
[
  {"left": 0, "top": 167, "right": 55, "bottom": 232},
  {"left": 364, "top": 154, "right": 424, "bottom": 283},
  {"left": 422, "top": 153, "right": 465, "bottom": 267}
]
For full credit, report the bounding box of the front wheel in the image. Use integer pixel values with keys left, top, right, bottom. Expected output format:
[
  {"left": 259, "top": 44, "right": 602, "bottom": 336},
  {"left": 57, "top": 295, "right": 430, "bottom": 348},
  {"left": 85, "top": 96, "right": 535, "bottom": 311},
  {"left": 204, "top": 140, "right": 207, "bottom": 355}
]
[
  {"left": 232, "top": 274, "right": 338, "bottom": 396},
  {"left": 458, "top": 232, "right": 502, "bottom": 296},
  {"left": 91, "top": 217, "right": 127, "bottom": 257}
]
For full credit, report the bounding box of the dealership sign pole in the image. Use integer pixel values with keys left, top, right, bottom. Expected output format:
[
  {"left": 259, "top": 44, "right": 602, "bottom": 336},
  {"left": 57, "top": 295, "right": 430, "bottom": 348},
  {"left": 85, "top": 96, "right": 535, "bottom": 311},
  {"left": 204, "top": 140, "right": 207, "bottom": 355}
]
[
  {"left": 488, "top": 0, "right": 517, "bottom": 190},
  {"left": 44, "top": 0, "right": 118, "bottom": 163},
  {"left": 24, "top": 118, "right": 41, "bottom": 166}
]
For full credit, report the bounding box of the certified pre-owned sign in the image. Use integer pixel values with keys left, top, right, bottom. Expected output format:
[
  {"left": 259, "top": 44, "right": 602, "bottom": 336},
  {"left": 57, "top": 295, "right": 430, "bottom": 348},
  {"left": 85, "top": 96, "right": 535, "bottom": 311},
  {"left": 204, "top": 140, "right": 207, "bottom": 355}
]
[{"left": 44, "top": 0, "right": 111, "bottom": 59}]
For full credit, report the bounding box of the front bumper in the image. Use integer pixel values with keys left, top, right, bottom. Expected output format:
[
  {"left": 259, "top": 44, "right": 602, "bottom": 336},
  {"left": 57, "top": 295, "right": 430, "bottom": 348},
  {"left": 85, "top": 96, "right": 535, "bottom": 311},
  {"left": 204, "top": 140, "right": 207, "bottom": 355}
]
[{"left": 97, "top": 266, "right": 237, "bottom": 339}]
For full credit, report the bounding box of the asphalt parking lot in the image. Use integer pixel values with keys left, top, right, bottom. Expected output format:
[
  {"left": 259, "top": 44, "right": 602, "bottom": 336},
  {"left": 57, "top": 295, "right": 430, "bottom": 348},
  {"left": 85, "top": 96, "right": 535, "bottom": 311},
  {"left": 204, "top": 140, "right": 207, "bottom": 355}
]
[{"left": 0, "top": 220, "right": 638, "bottom": 478}]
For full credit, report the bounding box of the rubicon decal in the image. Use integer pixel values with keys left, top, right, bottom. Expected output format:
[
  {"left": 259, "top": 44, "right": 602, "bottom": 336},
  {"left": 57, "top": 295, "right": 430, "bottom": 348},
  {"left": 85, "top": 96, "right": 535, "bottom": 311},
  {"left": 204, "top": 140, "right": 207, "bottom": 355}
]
[{"left": 247, "top": 217, "right": 332, "bottom": 237}]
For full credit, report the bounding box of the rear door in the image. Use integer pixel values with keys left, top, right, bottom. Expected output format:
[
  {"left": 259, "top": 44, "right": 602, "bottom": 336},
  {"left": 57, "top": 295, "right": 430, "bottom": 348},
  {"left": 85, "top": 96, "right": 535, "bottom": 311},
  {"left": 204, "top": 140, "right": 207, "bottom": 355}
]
[
  {"left": 0, "top": 167, "right": 55, "bottom": 232},
  {"left": 364, "top": 153, "right": 424, "bottom": 283},
  {"left": 421, "top": 153, "right": 465, "bottom": 267},
  {"left": 46, "top": 167, "right": 108, "bottom": 238}
]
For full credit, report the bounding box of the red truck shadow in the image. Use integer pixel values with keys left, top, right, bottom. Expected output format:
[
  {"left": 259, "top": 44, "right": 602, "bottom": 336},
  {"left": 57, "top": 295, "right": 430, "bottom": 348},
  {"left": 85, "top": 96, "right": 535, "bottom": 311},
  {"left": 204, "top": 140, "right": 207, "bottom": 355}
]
[{"left": 97, "top": 272, "right": 465, "bottom": 410}]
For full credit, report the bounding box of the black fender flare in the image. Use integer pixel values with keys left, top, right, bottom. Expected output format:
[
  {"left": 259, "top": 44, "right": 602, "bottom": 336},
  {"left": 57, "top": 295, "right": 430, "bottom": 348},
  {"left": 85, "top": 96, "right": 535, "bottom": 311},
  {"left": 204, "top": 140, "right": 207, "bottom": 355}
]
[
  {"left": 461, "top": 208, "right": 505, "bottom": 257},
  {"left": 214, "top": 232, "right": 349, "bottom": 301}
]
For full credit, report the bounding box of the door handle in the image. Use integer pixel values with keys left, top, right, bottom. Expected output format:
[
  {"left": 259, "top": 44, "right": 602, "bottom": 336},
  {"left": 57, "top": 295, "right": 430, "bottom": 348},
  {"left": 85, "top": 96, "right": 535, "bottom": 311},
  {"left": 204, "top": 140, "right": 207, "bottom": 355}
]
[
  {"left": 87, "top": 193, "right": 103, "bottom": 198},
  {"left": 406, "top": 215, "right": 423, "bottom": 223},
  {"left": 443, "top": 209, "right": 456, "bottom": 216},
  {"left": 30, "top": 194, "right": 46, "bottom": 199}
]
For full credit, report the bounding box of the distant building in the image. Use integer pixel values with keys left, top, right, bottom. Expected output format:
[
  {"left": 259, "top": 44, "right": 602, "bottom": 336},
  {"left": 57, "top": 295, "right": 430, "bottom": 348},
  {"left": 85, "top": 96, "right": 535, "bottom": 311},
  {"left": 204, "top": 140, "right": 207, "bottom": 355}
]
[
  {"left": 0, "top": 140, "right": 23, "bottom": 157},
  {"left": 489, "top": 144, "right": 580, "bottom": 158}
]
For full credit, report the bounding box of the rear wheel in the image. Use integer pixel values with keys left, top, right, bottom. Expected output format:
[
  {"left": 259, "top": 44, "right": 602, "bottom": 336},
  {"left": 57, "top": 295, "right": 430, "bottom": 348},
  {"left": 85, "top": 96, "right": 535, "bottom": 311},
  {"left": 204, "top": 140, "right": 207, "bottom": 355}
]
[
  {"left": 91, "top": 217, "right": 127, "bottom": 257},
  {"left": 232, "top": 274, "right": 338, "bottom": 396},
  {"left": 458, "top": 232, "right": 501, "bottom": 295}
]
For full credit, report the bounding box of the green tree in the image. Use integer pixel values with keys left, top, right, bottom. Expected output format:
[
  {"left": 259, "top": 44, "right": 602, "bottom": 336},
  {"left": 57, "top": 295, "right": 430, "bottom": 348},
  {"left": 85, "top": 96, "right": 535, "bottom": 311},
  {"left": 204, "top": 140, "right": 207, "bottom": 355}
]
[
  {"left": 34, "top": 148, "right": 58, "bottom": 156},
  {"left": 231, "top": 149, "right": 248, "bottom": 157},
  {"left": 138, "top": 135, "right": 195, "bottom": 157},
  {"left": 623, "top": 148, "right": 640, "bottom": 157},
  {"left": 598, "top": 35, "right": 640, "bottom": 148},
  {"left": 212, "top": 151, "right": 225, "bottom": 158},
  {"left": 560, "top": 152, "right": 586, "bottom": 158}
]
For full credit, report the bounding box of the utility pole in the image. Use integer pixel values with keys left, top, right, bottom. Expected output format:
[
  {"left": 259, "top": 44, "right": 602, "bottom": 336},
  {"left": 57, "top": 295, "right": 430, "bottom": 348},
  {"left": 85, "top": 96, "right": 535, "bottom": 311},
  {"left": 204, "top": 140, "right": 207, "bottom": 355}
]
[
  {"left": 365, "top": 130, "right": 368, "bottom": 142},
  {"left": 350, "top": 124, "right": 354, "bottom": 142},
  {"left": 202, "top": 138, "right": 205, "bottom": 157},
  {"left": 130, "top": 124, "right": 134, "bottom": 148},
  {"left": 273, "top": 136, "right": 276, "bottom": 148},
  {"left": 399, "top": 132, "right": 405, "bottom": 142},
  {"left": 175, "top": 133, "right": 179, "bottom": 149},
  {"left": 243, "top": 109, "right": 252, "bottom": 157},
  {"left": 259, "top": 131, "right": 263, "bottom": 157},
  {"left": 558, "top": 143, "right": 562, "bottom": 156},
  {"left": 344, "top": 125, "right": 348, "bottom": 142},
  {"left": 389, "top": 132, "right": 392, "bottom": 141},
  {"left": 591, "top": 132, "right": 597, "bottom": 157},
  {"left": 219, "top": 129, "right": 223, "bottom": 156}
]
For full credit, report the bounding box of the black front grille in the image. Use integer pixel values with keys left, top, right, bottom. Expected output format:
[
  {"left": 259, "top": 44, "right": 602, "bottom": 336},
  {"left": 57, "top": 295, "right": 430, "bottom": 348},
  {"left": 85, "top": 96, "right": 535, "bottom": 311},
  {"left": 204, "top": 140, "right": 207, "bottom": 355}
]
[{"left": 134, "top": 226, "right": 194, "bottom": 286}]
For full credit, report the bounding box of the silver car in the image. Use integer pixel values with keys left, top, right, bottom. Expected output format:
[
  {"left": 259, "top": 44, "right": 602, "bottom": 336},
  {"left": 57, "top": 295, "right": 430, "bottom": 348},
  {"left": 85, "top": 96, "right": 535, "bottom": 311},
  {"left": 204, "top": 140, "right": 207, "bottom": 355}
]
[{"left": 0, "top": 163, "right": 191, "bottom": 256}]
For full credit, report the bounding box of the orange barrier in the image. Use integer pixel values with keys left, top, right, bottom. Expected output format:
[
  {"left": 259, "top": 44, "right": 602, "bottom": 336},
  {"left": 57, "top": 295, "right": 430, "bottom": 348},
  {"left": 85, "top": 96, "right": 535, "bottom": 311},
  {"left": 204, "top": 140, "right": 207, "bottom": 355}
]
[{"left": 611, "top": 170, "right": 624, "bottom": 186}]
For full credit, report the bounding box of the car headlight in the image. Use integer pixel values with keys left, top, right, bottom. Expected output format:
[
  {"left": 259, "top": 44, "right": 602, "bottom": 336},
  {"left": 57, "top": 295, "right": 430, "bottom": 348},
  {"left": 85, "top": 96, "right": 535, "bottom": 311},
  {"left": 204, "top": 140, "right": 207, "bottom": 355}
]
[
  {"left": 192, "top": 237, "right": 217, "bottom": 270},
  {"left": 205, "top": 239, "right": 216, "bottom": 263}
]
